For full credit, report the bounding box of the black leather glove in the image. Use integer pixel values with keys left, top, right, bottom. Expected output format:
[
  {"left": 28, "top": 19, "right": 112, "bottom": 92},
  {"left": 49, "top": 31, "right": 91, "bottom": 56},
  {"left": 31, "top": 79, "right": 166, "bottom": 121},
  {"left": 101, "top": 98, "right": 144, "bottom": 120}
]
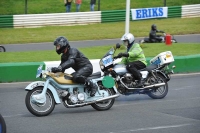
[
  {"left": 113, "top": 56, "right": 118, "bottom": 59},
  {"left": 160, "top": 30, "right": 164, "bottom": 33},
  {"left": 118, "top": 52, "right": 129, "bottom": 58},
  {"left": 51, "top": 66, "right": 62, "bottom": 73},
  {"left": 64, "top": 3, "right": 67, "bottom": 6}
]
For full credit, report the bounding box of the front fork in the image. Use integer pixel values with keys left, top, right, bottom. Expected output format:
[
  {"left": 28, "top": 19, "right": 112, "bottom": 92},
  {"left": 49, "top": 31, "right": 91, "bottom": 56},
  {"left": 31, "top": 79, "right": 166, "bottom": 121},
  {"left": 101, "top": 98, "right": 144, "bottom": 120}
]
[{"left": 31, "top": 79, "right": 50, "bottom": 104}]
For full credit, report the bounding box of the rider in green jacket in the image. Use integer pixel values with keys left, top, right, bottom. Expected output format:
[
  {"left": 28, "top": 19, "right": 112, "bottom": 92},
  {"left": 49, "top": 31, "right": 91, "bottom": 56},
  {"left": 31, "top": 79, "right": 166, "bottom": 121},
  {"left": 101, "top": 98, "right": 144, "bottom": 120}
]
[{"left": 118, "top": 33, "right": 147, "bottom": 87}]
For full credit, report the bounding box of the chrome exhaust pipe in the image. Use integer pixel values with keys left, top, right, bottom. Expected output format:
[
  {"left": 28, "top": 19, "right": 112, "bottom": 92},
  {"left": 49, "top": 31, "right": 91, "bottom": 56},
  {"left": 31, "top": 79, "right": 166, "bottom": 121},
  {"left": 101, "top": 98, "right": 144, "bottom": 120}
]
[
  {"left": 96, "top": 94, "right": 120, "bottom": 102},
  {"left": 144, "top": 83, "right": 165, "bottom": 89},
  {"left": 64, "top": 94, "right": 120, "bottom": 108},
  {"left": 127, "top": 82, "right": 166, "bottom": 90}
]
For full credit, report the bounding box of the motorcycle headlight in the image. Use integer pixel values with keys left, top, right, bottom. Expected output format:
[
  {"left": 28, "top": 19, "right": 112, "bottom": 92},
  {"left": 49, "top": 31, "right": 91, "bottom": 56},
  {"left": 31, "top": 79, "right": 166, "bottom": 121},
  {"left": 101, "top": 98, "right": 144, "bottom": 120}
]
[
  {"left": 100, "top": 65, "right": 104, "bottom": 70},
  {"left": 99, "top": 60, "right": 104, "bottom": 70},
  {"left": 42, "top": 73, "right": 47, "bottom": 78}
]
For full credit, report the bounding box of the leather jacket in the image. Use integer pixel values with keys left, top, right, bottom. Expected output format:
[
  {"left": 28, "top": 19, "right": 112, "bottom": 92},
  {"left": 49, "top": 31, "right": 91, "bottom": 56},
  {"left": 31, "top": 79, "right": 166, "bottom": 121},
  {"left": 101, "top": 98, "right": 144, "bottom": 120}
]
[
  {"left": 60, "top": 47, "right": 92, "bottom": 71},
  {"left": 149, "top": 29, "right": 163, "bottom": 42}
]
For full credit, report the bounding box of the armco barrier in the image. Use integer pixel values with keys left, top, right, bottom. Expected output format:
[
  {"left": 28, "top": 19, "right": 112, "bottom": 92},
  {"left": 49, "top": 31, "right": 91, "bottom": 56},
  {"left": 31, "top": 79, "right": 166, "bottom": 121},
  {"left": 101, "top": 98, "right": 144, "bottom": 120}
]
[
  {"left": 168, "top": 6, "right": 182, "bottom": 18},
  {"left": 0, "top": 15, "right": 13, "bottom": 28},
  {"left": 13, "top": 12, "right": 101, "bottom": 28},
  {"left": 0, "top": 55, "right": 200, "bottom": 83},
  {"left": 0, "top": 4, "right": 199, "bottom": 28},
  {"left": 182, "top": 4, "right": 200, "bottom": 18}
]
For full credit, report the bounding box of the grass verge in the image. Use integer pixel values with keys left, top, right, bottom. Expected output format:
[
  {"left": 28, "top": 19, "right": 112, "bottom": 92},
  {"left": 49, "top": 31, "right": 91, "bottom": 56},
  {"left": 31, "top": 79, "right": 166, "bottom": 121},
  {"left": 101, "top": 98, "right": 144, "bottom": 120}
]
[
  {"left": 0, "top": 17, "right": 200, "bottom": 44},
  {"left": 0, "top": 43, "right": 200, "bottom": 63}
]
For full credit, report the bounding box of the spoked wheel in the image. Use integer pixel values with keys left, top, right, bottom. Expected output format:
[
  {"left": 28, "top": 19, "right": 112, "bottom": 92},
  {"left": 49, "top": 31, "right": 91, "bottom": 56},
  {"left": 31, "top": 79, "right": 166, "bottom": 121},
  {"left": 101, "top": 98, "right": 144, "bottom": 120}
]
[
  {"left": 146, "top": 74, "right": 168, "bottom": 99},
  {"left": 0, "top": 114, "right": 6, "bottom": 133},
  {"left": 0, "top": 46, "right": 6, "bottom": 52},
  {"left": 91, "top": 88, "right": 115, "bottom": 111},
  {"left": 25, "top": 87, "right": 55, "bottom": 117}
]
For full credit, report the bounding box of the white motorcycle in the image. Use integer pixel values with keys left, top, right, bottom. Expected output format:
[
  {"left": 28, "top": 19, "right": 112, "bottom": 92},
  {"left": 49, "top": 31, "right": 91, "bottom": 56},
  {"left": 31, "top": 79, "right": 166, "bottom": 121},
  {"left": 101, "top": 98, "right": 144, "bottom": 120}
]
[
  {"left": 99, "top": 43, "right": 175, "bottom": 99},
  {"left": 25, "top": 65, "right": 120, "bottom": 117}
]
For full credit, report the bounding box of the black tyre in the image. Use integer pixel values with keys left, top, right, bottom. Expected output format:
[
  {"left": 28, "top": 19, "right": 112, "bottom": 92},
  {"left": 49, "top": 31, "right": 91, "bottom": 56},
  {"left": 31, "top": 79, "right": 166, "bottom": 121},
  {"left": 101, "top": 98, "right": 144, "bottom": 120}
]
[
  {"left": 0, "top": 114, "right": 6, "bottom": 133},
  {"left": 146, "top": 74, "right": 168, "bottom": 99},
  {"left": 0, "top": 46, "right": 6, "bottom": 52},
  {"left": 91, "top": 88, "right": 115, "bottom": 111},
  {"left": 25, "top": 87, "right": 55, "bottom": 117}
]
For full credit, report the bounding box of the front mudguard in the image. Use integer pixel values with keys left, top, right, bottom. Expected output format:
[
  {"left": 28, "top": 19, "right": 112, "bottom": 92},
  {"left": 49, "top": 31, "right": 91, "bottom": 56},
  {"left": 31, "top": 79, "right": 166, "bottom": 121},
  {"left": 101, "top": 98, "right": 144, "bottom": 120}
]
[{"left": 25, "top": 81, "right": 61, "bottom": 104}]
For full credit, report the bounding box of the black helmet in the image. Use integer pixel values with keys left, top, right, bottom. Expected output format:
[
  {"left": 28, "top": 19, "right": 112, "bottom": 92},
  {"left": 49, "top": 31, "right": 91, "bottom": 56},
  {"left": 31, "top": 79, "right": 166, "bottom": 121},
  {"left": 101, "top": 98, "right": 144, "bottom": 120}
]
[
  {"left": 151, "top": 24, "right": 157, "bottom": 30},
  {"left": 54, "top": 36, "right": 70, "bottom": 54}
]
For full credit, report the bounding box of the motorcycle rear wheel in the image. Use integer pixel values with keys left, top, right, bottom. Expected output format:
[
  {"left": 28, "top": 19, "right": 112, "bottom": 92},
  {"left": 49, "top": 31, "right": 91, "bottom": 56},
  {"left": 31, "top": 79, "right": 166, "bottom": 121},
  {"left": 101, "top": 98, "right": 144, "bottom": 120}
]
[
  {"left": 0, "top": 46, "right": 6, "bottom": 52},
  {"left": 25, "top": 87, "right": 55, "bottom": 117},
  {"left": 146, "top": 74, "right": 168, "bottom": 99},
  {"left": 91, "top": 88, "right": 115, "bottom": 111}
]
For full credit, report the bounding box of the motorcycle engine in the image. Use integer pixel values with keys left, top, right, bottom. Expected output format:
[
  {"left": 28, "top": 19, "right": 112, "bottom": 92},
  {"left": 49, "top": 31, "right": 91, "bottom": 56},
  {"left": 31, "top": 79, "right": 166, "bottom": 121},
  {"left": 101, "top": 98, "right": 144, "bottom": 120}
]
[
  {"left": 61, "top": 88, "right": 85, "bottom": 105},
  {"left": 117, "top": 73, "right": 136, "bottom": 94},
  {"left": 69, "top": 93, "right": 85, "bottom": 104},
  {"left": 123, "top": 73, "right": 134, "bottom": 84}
]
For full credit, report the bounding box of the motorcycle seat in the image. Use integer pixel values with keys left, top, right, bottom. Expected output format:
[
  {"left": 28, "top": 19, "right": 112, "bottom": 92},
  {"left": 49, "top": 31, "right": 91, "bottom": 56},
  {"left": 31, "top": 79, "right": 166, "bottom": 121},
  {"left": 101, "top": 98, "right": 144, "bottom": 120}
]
[
  {"left": 87, "top": 72, "right": 101, "bottom": 80},
  {"left": 140, "top": 64, "right": 158, "bottom": 72}
]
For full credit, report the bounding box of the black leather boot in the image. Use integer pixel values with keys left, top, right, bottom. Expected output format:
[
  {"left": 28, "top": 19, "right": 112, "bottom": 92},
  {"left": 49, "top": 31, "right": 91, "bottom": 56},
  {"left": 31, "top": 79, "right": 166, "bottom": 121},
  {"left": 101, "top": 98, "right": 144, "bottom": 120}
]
[
  {"left": 136, "top": 74, "right": 144, "bottom": 87},
  {"left": 136, "top": 80, "right": 143, "bottom": 87},
  {"left": 86, "top": 80, "right": 98, "bottom": 97}
]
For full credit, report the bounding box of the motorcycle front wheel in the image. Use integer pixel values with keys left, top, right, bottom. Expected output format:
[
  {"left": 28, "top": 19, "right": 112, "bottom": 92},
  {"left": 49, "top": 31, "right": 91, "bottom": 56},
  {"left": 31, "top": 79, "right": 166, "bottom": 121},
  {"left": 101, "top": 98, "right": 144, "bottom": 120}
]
[
  {"left": 146, "top": 74, "right": 168, "bottom": 99},
  {"left": 0, "top": 46, "right": 6, "bottom": 52},
  {"left": 0, "top": 114, "right": 6, "bottom": 133},
  {"left": 25, "top": 87, "right": 55, "bottom": 117},
  {"left": 91, "top": 88, "right": 115, "bottom": 111}
]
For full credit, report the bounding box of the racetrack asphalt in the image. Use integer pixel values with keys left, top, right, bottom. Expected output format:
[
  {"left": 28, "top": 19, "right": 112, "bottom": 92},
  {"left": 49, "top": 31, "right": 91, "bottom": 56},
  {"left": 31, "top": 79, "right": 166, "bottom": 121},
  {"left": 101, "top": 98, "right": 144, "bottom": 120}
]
[{"left": 3, "top": 34, "right": 200, "bottom": 52}]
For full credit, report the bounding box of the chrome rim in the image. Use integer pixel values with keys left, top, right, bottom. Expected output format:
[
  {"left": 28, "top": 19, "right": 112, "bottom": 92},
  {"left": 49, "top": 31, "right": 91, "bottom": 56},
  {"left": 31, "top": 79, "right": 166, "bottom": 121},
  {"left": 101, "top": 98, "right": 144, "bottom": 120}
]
[
  {"left": 147, "top": 76, "right": 166, "bottom": 96},
  {"left": 30, "top": 90, "right": 53, "bottom": 113},
  {"left": 94, "top": 89, "right": 112, "bottom": 107}
]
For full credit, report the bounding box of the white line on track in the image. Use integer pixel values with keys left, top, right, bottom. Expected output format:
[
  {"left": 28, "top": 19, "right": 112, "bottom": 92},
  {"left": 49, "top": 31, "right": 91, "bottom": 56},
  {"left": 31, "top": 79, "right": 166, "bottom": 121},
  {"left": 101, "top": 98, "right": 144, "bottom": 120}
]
[{"left": 109, "top": 124, "right": 192, "bottom": 133}]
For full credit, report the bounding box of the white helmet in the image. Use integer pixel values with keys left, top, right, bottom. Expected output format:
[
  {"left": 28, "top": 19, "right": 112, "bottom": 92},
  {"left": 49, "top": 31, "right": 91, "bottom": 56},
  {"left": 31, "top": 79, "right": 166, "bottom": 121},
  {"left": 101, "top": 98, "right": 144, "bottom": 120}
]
[{"left": 121, "top": 33, "right": 135, "bottom": 46}]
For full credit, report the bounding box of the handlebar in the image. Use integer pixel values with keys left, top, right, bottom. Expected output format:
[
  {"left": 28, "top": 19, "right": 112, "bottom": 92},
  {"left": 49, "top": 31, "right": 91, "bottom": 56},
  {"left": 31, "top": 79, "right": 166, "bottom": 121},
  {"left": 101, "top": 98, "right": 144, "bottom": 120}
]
[{"left": 113, "top": 55, "right": 120, "bottom": 60}]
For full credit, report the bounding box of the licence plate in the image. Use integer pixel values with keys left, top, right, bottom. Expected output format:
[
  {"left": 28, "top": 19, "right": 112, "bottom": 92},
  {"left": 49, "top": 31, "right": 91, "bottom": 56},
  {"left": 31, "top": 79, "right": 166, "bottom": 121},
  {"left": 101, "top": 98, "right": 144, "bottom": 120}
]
[{"left": 102, "top": 55, "right": 113, "bottom": 67}]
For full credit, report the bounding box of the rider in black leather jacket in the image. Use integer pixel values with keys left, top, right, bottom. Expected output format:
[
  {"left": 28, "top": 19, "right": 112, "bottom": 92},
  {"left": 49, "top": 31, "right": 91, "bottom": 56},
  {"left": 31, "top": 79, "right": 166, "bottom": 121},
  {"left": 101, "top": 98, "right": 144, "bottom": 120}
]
[
  {"left": 51, "top": 36, "right": 97, "bottom": 97},
  {"left": 149, "top": 24, "right": 164, "bottom": 43}
]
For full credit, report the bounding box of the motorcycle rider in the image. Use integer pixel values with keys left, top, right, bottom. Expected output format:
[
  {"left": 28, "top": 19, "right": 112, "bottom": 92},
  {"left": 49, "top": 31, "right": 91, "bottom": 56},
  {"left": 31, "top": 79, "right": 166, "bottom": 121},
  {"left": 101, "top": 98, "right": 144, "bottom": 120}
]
[
  {"left": 51, "top": 36, "right": 97, "bottom": 97},
  {"left": 149, "top": 24, "right": 164, "bottom": 43},
  {"left": 117, "top": 33, "right": 147, "bottom": 87}
]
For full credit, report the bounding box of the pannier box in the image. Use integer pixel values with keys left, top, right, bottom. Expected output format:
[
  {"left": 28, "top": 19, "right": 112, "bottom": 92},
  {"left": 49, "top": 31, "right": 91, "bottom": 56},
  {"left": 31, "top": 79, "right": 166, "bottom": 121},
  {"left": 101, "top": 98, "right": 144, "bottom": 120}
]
[{"left": 150, "top": 51, "right": 174, "bottom": 65}]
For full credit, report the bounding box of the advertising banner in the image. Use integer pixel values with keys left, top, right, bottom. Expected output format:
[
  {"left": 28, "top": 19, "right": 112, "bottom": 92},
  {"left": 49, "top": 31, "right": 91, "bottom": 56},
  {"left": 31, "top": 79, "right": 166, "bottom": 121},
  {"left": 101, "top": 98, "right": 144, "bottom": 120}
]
[{"left": 131, "top": 7, "right": 168, "bottom": 20}]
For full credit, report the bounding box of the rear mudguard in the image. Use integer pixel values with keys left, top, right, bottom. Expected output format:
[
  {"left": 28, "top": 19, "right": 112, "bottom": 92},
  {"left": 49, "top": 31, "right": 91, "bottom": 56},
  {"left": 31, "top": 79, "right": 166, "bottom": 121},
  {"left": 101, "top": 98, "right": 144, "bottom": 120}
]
[
  {"left": 25, "top": 81, "right": 61, "bottom": 104},
  {"left": 156, "top": 71, "right": 170, "bottom": 82}
]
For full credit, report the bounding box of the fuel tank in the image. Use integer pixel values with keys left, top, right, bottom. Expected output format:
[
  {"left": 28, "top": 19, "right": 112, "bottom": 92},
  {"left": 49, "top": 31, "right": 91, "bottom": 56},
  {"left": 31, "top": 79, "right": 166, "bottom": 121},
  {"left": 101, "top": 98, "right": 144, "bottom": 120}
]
[
  {"left": 48, "top": 72, "right": 75, "bottom": 84},
  {"left": 113, "top": 64, "right": 128, "bottom": 76}
]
